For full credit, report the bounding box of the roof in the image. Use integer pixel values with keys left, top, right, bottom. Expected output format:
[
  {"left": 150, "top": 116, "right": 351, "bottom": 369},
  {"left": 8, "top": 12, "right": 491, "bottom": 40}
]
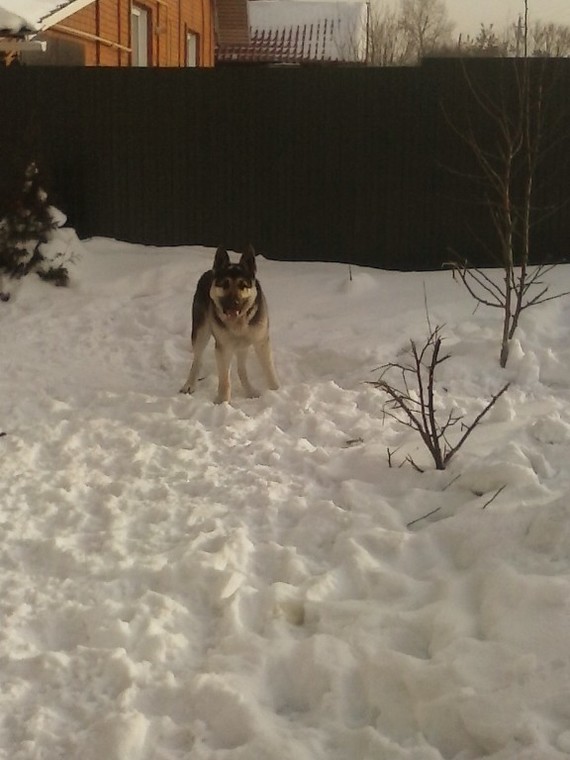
[
  {"left": 217, "top": 0, "right": 368, "bottom": 64},
  {"left": 0, "top": 0, "right": 93, "bottom": 32},
  {"left": 0, "top": 6, "right": 36, "bottom": 35}
]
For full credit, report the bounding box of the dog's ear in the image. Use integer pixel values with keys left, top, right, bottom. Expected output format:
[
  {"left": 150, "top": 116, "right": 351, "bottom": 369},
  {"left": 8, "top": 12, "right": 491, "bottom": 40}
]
[
  {"left": 213, "top": 246, "right": 230, "bottom": 272},
  {"left": 239, "top": 245, "right": 257, "bottom": 277}
]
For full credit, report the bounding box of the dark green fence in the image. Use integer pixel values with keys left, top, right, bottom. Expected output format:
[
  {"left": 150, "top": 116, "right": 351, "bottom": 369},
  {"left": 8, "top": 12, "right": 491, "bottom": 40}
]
[{"left": 0, "top": 59, "right": 568, "bottom": 269}]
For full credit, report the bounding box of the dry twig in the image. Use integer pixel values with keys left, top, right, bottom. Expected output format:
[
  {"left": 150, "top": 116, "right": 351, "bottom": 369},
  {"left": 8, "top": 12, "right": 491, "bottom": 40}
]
[{"left": 372, "top": 326, "right": 510, "bottom": 470}]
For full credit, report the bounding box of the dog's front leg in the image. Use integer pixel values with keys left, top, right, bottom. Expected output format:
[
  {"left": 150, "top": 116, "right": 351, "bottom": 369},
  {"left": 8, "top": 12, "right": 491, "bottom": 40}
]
[
  {"left": 0, "top": 274, "right": 10, "bottom": 302},
  {"left": 180, "top": 325, "right": 210, "bottom": 394},
  {"left": 237, "top": 347, "right": 258, "bottom": 398},
  {"left": 215, "top": 342, "right": 233, "bottom": 403},
  {"left": 255, "top": 338, "right": 279, "bottom": 391}
]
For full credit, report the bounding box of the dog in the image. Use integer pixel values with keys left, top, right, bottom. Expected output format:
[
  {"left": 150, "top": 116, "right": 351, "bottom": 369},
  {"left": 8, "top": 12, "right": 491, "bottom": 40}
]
[{"left": 180, "top": 245, "right": 279, "bottom": 403}]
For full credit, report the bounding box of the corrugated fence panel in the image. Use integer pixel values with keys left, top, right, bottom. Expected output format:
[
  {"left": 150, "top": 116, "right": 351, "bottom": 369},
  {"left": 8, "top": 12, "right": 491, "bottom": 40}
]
[{"left": 0, "top": 61, "right": 568, "bottom": 269}]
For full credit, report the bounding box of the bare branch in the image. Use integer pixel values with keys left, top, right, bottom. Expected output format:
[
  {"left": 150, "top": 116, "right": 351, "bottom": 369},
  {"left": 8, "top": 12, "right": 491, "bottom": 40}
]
[
  {"left": 441, "top": 382, "right": 510, "bottom": 467},
  {"left": 405, "top": 455, "right": 425, "bottom": 473},
  {"left": 407, "top": 506, "right": 442, "bottom": 528},
  {"left": 444, "top": 261, "right": 505, "bottom": 308},
  {"left": 372, "top": 327, "right": 510, "bottom": 470},
  {"left": 481, "top": 484, "right": 507, "bottom": 510}
]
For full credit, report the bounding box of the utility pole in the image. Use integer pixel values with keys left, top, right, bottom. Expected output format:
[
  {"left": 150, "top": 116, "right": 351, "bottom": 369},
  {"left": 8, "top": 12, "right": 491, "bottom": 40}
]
[{"left": 523, "top": 0, "right": 528, "bottom": 57}]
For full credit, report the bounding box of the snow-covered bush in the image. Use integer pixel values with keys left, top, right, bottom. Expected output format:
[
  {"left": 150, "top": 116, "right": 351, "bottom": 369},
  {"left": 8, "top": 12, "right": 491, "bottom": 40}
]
[{"left": 0, "top": 162, "right": 76, "bottom": 301}]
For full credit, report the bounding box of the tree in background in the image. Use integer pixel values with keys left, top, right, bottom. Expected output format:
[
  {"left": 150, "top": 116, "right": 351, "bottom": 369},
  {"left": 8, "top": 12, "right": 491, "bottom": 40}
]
[
  {"left": 453, "top": 24, "right": 511, "bottom": 57},
  {"left": 445, "top": 18, "right": 570, "bottom": 58},
  {"left": 399, "top": 0, "right": 455, "bottom": 60},
  {"left": 366, "top": 0, "right": 454, "bottom": 64},
  {"left": 366, "top": 0, "right": 570, "bottom": 64},
  {"left": 0, "top": 161, "right": 70, "bottom": 300},
  {"left": 525, "top": 20, "right": 570, "bottom": 56},
  {"left": 367, "top": 5, "right": 411, "bottom": 65}
]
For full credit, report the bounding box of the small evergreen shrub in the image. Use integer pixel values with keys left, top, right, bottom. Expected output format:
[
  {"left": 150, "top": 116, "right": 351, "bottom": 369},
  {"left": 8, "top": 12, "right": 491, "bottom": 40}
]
[{"left": 0, "top": 162, "right": 71, "bottom": 299}]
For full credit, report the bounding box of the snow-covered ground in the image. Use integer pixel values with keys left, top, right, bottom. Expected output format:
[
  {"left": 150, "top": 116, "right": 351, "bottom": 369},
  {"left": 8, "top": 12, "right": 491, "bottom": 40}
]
[{"left": 2, "top": 235, "right": 570, "bottom": 760}]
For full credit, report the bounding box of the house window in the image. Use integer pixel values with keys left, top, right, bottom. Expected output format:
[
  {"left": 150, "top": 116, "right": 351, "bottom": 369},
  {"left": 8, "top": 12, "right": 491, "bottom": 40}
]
[
  {"left": 131, "top": 5, "right": 150, "bottom": 66},
  {"left": 186, "top": 31, "right": 199, "bottom": 66}
]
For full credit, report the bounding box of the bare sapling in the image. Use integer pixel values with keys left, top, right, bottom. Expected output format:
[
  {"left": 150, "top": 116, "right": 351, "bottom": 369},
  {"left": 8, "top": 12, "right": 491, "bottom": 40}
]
[
  {"left": 444, "top": 7, "right": 570, "bottom": 367},
  {"left": 372, "top": 326, "right": 510, "bottom": 470}
]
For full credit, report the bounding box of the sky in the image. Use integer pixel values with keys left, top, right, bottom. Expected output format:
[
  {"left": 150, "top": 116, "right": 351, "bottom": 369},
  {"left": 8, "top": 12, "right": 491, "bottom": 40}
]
[
  {"left": 3, "top": 0, "right": 570, "bottom": 39},
  {"left": 2, "top": 220, "right": 570, "bottom": 758},
  {"left": 436, "top": 0, "right": 570, "bottom": 37}
]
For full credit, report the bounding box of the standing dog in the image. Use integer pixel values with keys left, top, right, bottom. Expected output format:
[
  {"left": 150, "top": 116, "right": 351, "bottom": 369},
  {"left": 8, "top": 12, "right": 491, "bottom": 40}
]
[{"left": 180, "top": 245, "right": 279, "bottom": 403}]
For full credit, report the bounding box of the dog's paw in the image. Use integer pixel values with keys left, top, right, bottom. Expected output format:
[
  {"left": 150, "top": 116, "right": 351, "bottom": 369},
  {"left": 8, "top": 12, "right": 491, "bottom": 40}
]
[{"left": 179, "top": 383, "right": 195, "bottom": 394}]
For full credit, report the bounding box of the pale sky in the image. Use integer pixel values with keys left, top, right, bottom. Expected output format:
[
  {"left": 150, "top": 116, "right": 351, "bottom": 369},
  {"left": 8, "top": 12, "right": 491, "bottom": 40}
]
[
  {"left": 3, "top": 0, "right": 570, "bottom": 40},
  {"left": 444, "top": 0, "right": 570, "bottom": 38}
]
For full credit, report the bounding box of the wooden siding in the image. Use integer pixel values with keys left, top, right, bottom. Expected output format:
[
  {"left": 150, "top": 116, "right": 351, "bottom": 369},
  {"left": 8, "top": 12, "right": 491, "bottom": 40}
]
[
  {"left": 216, "top": 0, "right": 249, "bottom": 46},
  {"left": 45, "top": 0, "right": 214, "bottom": 66}
]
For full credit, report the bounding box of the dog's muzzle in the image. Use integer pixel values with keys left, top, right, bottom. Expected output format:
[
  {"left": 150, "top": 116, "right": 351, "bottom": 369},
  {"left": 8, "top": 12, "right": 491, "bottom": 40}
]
[{"left": 221, "top": 297, "right": 242, "bottom": 319}]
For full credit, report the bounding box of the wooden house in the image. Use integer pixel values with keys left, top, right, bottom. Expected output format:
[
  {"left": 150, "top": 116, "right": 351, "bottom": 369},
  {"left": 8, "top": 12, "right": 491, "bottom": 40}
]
[{"left": 0, "top": 0, "right": 249, "bottom": 66}]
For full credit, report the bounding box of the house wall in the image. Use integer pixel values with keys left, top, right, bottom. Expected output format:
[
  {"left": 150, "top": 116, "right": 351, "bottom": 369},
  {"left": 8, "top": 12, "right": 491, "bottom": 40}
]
[
  {"left": 45, "top": 0, "right": 214, "bottom": 66},
  {"left": 216, "top": 0, "right": 249, "bottom": 46}
]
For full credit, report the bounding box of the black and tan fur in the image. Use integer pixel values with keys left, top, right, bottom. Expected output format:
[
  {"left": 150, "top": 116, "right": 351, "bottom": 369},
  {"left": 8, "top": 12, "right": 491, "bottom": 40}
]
[{"left": 180, "top": 245, "right": 279, "bottom": 403}]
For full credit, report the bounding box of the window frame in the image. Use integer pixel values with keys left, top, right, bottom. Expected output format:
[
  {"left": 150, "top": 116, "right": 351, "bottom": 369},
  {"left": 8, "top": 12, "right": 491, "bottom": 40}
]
[{"left": 131, "top": 4, "right": 151, "bottom": 67}]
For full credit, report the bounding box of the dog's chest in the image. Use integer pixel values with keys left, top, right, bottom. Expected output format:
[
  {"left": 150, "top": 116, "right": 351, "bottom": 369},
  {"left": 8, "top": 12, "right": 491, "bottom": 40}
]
[{"left": 211, "top": 309, "right": 260, "bottom": 344}]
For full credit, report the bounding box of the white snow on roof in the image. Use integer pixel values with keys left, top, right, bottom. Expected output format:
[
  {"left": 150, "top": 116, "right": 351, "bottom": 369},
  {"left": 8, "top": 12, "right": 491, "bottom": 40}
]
[
  {"left": 248, "top": 0, "right": 368, "bottom": 61},
  {"left": 0, "top": 0, "right": 75, "bottom": 28},
  {"left": 0, "top": 6, "right": 34, "bottom": 33}
]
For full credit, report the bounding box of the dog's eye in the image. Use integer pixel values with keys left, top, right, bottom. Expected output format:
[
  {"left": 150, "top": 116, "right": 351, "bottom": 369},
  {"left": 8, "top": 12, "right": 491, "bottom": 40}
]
[
  {"left": 220, "top": 279, "right": 230, "bottom": 290},
  {"left": 238, "top": 280, "right": 248, "bottom": 290}
]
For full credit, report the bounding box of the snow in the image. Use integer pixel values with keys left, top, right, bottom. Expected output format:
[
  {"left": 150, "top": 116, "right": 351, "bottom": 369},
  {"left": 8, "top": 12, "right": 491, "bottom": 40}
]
[
  {"left": 2, "top": 233, "right": 570, "bottom": 759},
  {"left": 0, "top": 0, "right": 69, "bottom": 29},
  {"left": 0, "top": 6, "right": 34, "bottom": 33}
]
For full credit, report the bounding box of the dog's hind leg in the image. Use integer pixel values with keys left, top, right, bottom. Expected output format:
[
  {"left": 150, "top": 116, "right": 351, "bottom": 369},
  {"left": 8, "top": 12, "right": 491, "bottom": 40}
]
[
  {"left": 237, "top": 347, "right": 258, "bottom": 398},
  {"left": 255, "top": 338, "right": 279, "bottom": 391},
  {"left": 180, "top": 323, "right": 210, "bottom": 394}
]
